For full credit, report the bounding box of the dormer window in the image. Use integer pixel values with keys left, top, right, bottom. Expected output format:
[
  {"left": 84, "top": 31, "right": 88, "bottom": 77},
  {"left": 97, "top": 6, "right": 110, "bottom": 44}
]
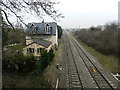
[
  {"left": 32, "top": 27, "right": 38, "bottom": 34},
  {"left": 36, "top": 27, "right": 38, "bottom": 31},
  {"left": 30, "top": 24, "right": 35, "bottom": 28},
  {"left": 44, "top": 24, "right": 51, "bottom": 34},
  {"left": 32, "top": 29, "right": 36, "bottom": 34},
  {"left": 50, "top": 27, "right": 52, "bottom": 33}
]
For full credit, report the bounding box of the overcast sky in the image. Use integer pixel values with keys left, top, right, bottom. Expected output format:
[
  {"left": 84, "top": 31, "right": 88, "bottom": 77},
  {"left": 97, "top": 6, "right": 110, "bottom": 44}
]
[
  {"left": 9, "top": 0, "right": 119, "bottom": 28},
  {"left": 55, "top": 0, "right": 119, "bottom": 28}
]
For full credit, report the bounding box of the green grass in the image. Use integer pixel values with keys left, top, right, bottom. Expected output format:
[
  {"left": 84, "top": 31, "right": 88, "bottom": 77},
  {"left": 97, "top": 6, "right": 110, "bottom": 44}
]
[
  {"left": 10, "top": 44, "right": 25, "bottom": 51},
  {"left": 73, "top": 33, "right": 120, "bottom": 73}
]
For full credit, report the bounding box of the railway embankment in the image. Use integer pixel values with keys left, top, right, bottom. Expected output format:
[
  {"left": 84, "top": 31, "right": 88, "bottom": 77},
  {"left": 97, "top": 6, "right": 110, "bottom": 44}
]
[{"left": 72, "top": 32, "right": 120, "bottom": 83}]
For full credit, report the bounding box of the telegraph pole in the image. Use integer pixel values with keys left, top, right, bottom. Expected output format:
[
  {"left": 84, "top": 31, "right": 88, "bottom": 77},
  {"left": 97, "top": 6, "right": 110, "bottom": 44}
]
[{"left": 0, "top": 8, "right": 2, "bottom": 90}]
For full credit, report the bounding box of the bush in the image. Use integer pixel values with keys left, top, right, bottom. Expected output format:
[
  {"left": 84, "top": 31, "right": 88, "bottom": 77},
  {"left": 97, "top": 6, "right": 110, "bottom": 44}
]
[
  {"left": 3, "top": 47, "right": 55, "bottom": 74},
  {"left": 57, "top": 25, "right": 63, "bottom": 38},
  {"left": 2, "top": 27, "right": 25, "bottom": 46},
  {"left": 39, "top": 49, "right": 55, "bottom": 73},
  {"left": 3, "top": 51, "right": 36, "bottom": 73},
  {"left": 74, "top": 22, "right": 119, "bottom": 57}
]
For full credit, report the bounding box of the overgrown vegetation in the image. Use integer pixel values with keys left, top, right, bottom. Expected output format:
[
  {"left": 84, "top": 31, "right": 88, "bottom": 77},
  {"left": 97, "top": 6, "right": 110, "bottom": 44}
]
[
  {"left": 2, "top": 24, "right": 55, "bottom": 88},
  {"left": 3, "top": 48, "right": 36, "bottom": 73},
  {"left": 57, "top": 25, "right": 63, "bottom": 38},
  {"left": 2, "top": 22, "right": 33, "bottom": 73},
  {"left": 74, "top": 22, "right": 120, "bottom": 73},
  {"left": 36, "top": 49, "right": 55, "bottom": 73},
  {"left": 73, "top": 35, "right": 120, "bottom": 73},
  {"left": 3, "top": 44, "right": 55, "bottom": 74},
  {"left": 3, "top": 69, "right": 52, "bottom": 88},
  {"left": 2, "top": 47, "right": 55, "bottom": 88},
  {"left": 2, "top": 27, "right": 25, "bottom": 46},
  {"left": 74, "top": 22, "right": 119, "bottom": 58}
]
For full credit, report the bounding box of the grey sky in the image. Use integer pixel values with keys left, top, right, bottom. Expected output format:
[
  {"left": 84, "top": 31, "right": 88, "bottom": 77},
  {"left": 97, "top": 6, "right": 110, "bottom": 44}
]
[
  {"left": 9, "top": 0, "right": 119, "bottom": 28},
  {"left": 56, "top": 0, "right": 119, "bottom": 28}
]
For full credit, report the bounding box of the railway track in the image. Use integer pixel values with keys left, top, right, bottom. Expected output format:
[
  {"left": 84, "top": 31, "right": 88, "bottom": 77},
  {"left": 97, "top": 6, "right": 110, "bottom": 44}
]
[
  {"left": 65, "top": 32, "right": 98, "bottom": 88},
  {"left": 64, "top": 34, "right": 83, "bottom": 88},
  {"left": 63, "top": 31, "right": 119, "bottom": 89},
  {"left": 72, "top": 36, "right": 115, "bottom": 89}
]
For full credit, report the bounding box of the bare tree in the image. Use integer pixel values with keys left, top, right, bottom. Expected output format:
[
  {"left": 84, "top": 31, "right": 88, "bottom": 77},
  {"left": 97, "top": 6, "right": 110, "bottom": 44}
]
[{"left": 0, "top": 0, "right": 64, "bottom": 29}]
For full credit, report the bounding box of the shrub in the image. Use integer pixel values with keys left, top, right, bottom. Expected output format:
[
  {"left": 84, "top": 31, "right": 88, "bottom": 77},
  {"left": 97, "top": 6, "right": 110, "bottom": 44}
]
[
  {"left": 3, "top": 51, "right": 36, "bottom": 73},
  {"left": 74, "top": 22, "right": 119, "bottom": 58},
  {"left": 57, "top": 25, "right": 63, "bottom": 38},
  {"left": 39, "top": 49, "right": 55, "bottom": 73}
]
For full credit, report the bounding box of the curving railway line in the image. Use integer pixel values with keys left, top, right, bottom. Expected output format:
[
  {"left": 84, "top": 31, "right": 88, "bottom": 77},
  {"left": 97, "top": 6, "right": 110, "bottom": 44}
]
[{"left": 60, "top": 31, "right": 120, "bottom": 89}]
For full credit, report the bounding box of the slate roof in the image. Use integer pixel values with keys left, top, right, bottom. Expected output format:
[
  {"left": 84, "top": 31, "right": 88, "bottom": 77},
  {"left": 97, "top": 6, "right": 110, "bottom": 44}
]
[
  {"left": 33, "top": 39, "right": 52, "bottom": 48},
  {"left": 25, "top": 22, "right": 57, "bottom": 35}
]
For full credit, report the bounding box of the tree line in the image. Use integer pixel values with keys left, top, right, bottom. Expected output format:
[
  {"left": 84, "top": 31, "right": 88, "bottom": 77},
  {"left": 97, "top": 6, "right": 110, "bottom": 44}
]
[
  {"left": 74, "top": 22, "right": 120, "bottom": 59},
  {"left": 57, "top": 25, "right": 63, "bottom": 38}
]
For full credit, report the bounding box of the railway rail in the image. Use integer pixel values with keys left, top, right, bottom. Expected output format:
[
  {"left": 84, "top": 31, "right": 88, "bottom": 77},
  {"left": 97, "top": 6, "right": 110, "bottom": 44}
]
[
  {"left": 63, "top": 31, "right": 119, "bottom": 89},
  {"left": 64, "top": 32, "right": 97, "bottom": 88},
  {"left": 64, "top": 34, "right": 83, "bottom": 88},
  {"left": 72, "top": 36, "right": 115, "bottom": 89}
]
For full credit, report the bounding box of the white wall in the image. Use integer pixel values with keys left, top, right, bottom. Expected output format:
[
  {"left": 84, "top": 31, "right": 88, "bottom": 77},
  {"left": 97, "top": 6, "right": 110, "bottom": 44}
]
[{"left": 56, "top": 26, "right": 58, "bottom": 46}]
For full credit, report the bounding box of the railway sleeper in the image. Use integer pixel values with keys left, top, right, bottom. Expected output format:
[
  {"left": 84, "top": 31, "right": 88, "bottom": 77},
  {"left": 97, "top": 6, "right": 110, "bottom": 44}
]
[
  {"left": 72, "top": 78, "right": 79, "bottom": 82},
  {"left": 71, "top": 74, "right": 78, "bottom": 76}
]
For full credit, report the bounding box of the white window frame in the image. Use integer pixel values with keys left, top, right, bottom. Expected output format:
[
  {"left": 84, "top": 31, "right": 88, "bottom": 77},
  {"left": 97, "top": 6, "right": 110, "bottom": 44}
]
[
  {"left": 44, "top": 24, "right": 51, "bottom": 34},
  {"left": 27, "top": 48, "right": 34, "bottom": 54}
]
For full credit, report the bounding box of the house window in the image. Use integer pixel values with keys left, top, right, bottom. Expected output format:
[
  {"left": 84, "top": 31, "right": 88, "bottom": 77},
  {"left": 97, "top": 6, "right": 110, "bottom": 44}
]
[
  {"left": 30, "top": 24, "right": 34, "bottom": 28},
  {"left": 32, "top": 28, "right": 36, "bottom": 34},
  {"left": 37, "top": 48, "right": 40, "bottom": 54},
  {"left": 27, "top": 48, "right": 29, "bottom": 53},
  {"left": 36, "top": 27, "right": 38, "bottom": 31},
  {"left": 32, "top": 48, "right": 34, "bottom": 53},
  {"left": 32, "top": 27, "right": 38, "bottom": 34},
  {"left": 27, "top": 48, "right": 29, "bottom": 52},
  {"left": 37, "top": 48, "right": 42, "bottom": 54},
  {"left": 27, "top": 48, "right": 34, "bottom": 54},
  {"left": 50, "top": 27, "right": 52, "bottom": 34},
  {"left": 32, "top": 30, "right": 35, "bottom": 34},
  {"left": 44, "top": 24, "right": 51, "bottom": 34}
]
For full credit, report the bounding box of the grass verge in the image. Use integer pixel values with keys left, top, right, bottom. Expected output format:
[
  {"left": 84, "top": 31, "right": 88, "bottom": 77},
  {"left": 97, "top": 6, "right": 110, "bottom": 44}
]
[
  {"left": 43, "top": 38, "right": 63, "bottom": 88},
  {"left": 72, "top": 33, "right": 120, "bottom": 73}
]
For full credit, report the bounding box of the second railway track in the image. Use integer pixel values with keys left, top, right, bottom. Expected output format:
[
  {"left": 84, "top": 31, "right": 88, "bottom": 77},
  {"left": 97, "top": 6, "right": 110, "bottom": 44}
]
[
  {"left": 65, "top": 32, "right": 98, "bottom": 88},
  {"left": 72, "top": 35, "right": 115, "bottom": 89},
  {"left": 63, "top": 31, "right": 119, "bottom": 89}
]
